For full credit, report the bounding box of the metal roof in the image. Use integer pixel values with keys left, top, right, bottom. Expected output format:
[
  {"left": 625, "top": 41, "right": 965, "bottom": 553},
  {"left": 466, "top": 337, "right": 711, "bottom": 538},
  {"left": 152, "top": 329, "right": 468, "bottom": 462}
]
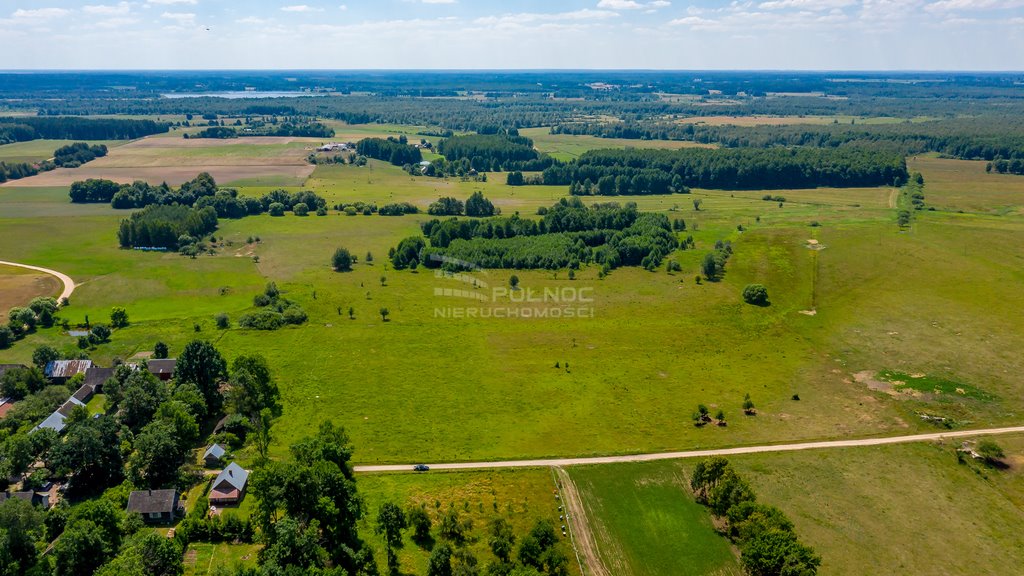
[
  {"left": 127, "top": 489, "right": 179, "bottom": 514},
  {"left": 213, "top": 462, "right": 249, "bottom": 493},
  {"left": 204, "top": 443, "right": 226, "bottom": 459},
  {"left": 45, "top": 360, "right": 92, "bottom": 379}
]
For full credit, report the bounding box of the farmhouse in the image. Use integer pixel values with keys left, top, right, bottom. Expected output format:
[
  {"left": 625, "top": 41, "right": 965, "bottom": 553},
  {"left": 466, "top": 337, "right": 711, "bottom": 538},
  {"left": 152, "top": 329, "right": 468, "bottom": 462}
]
[
  {"left": 146, "top": 359, "right": 177, "bottom": 380},
  {"left": 203, "top": 443, "right": 226, "bottom": 467},
  {"left": 32, "top": 397, "right": 86, "bottom": 434},
  {"left": 44, "top": 359, "right": 92, "bottom": 383},
  {"left": 209, "top": 462, "right": 249, "bottom": 506},
  {"left": 127, "top": 489, "right": 181, "bottom": 524},
  {"left": 0, "top": 491, "right": 50, "bottom": 509}
]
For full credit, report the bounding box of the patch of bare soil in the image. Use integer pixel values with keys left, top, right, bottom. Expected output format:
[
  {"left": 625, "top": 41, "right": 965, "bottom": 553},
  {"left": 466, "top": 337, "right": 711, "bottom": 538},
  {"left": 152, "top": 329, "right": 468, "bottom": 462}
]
[
  {"left": 555, "top": 467, "right": 611, "bottom": 576},
  {"left": 854, "top": 370, "right": 895, "bottom": 394}
]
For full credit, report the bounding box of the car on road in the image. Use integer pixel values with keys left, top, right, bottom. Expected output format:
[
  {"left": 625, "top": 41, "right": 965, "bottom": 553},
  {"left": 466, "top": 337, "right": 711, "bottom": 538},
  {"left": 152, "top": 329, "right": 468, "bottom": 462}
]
[{"left": 413, "top": 464, "right": 429, "bottom": 472}]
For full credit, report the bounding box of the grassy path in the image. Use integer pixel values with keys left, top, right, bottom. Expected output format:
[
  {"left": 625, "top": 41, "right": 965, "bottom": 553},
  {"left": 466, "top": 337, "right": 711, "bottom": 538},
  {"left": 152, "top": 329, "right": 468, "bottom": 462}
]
[{"left": 354, "top": 425, "right": 1024, "bottom": 472}]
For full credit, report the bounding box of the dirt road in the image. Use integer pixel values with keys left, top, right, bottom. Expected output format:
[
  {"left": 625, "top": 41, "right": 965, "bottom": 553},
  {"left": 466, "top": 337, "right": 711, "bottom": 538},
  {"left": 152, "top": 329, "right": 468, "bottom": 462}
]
[
  {"left": 0, "top": 260, "right": 75, "bottom": 303},
  {"left": 353, "top": 425, "right": 1024, "bottom": 473}
]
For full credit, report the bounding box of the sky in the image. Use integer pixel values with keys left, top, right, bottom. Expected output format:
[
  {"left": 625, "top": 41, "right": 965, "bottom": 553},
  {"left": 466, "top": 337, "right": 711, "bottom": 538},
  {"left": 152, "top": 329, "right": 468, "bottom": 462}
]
[{"left": 1, "top": 0, "right": 1023, "bottom": 70}]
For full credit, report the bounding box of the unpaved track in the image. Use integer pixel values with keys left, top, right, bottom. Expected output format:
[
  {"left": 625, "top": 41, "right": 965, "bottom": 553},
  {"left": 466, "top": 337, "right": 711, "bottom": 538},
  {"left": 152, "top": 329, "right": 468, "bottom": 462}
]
[
  {"left": 555, "top": 467, "right": 611, "bottom": 576},
  {"left": 0, "top": 260, "right": 75, "bottom": 303},
  {"left": 354, "top": 425, "right": 1024, "bottom": 473}
]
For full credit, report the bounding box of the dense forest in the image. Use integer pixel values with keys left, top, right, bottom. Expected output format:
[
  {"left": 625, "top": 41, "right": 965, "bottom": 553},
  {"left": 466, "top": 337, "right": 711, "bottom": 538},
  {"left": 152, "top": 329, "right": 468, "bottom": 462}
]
[
  {"left": 551, "top": 116, "right": 1024, "bottom": 161},
  {"left": 392, "top": 198, "right": 681, "bottom": 271},
  {"left": 0, "top": 116, "right": 167, "bottom": 144},
  {"left": 117, "top": 204, "right": 219, "bottom": 249},
  {"left": 355, "top": 136, "right": 422, "bottom": 166},
  {"left": 535, "top": 147, "right": 907, "bottom": 193},
  {"left": 436, "top": 132, "right": 555, "bottom": 172}
]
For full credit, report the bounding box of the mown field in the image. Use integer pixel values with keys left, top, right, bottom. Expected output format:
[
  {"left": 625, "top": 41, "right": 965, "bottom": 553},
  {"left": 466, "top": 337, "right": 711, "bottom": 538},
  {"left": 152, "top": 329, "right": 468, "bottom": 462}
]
[
  {"left": 1, "top": 126, "right": 1022, "bottom": 469},
  {"left": 519, "top": 127, "right": 714, "bottom": 161},
  {"left": 0, "top": 264, "right": 62, "bottom": 322},
  {"left": 0, "top": 138, "right": 128, "bottom": 163},
  {"left": 567, "top": 462, "right": 741, "bottom": 576}
]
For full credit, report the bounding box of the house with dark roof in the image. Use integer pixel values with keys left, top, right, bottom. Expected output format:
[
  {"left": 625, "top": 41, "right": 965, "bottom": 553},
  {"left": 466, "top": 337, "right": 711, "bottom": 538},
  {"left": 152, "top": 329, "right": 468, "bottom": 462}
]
[
  {"left": 83, "top": 366, "right": 114, "bottom": 392},
  {"left": 126, "top": 489, "right": 181, "bottom": 524},
  {"left": 209, "top": 462, "right": 249, "bottom": 506},
  {"left": 146, "top": 359, "right": 176, "bottom": 380},
  {"left": 0, "top": 364, "right": 28, "bottom": 379},
  {"left": 44, "top": 360, "right": 92, "bottom": 383},
  {"left": 0, "top": 491, "right": 50, "bottom": 509},
  {"left": 203, "top": 443, "right": 226, "bottom": 467}
]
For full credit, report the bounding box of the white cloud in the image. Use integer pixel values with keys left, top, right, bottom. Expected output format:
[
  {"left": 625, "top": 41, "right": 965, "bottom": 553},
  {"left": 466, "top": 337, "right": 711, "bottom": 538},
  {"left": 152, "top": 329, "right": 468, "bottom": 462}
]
[
  {"left": 94, "top": 16, "right": 140, "bottom": 28},
  {"left": 281, "top": 5, "right": 324, "bottom": 12},
  {"left": 927, "top": 0, "right": 1024, "bottom": 10},
  {"left": 11, "top": 8, "right": 71, "bottom": 20},
  {"left": 236, "top": 16, "right": 267, "bottom": 25},
  {"left": 759, "top": 0, "right": 856, "bottom": 9},
  {"left": 421, "top": 0, "right": 458, "bottom": 4},
  {"left": 83, "top": 3, "right": 133, "bottom": 16},
  {"left": 598, "top": 0, "right": 644, "bottom": 9},
  {"left": 160, "top": 11, "right": 196, "bottom": 23},
  {"left": 475, "top": 9, "right": 619, "bottom": 26},
  {"left": 147, "top": 0, "right": 197, "bottom": 5}
]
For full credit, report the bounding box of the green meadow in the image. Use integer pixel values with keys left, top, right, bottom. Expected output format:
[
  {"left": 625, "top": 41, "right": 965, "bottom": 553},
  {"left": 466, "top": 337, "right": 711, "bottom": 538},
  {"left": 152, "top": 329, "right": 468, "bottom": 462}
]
[
  {"left": 1, "top": 130, "right": 1022, "bottom": 469},
  {"left": 568, "top": 462, "right": 741, "bottom": 576},
  {"left": 0, "top": 138, "right": 128, "bottom": 163}
]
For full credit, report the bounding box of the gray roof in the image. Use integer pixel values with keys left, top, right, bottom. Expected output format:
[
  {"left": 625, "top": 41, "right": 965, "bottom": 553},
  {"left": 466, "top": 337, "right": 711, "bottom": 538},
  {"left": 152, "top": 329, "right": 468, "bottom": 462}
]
[
  {"left": 127, "top": 489, "right": 179, "bottom": 514},
  {"left": 57, "top": 397, "right": 85, "bottom": 417},
  {"left": 83, "top": 367, "right": 115, "bottom": 389},
  {"left": 146, "top": 359, "right": 176, "bottom": 377},
  {"left": 45, "top": 360, "right": 92, "bottom": 379},
  {"left": 72, "top": 384, "right": 95, "bottom": 403},
  {"left": 204, "top": 443, "right": 226, "bottom": 460},
  {"left": 33, "top": 411, "right": 67, "bottom": 434},
  {"left": 213, "top": 462, "right": 249, "bottom": 492}
]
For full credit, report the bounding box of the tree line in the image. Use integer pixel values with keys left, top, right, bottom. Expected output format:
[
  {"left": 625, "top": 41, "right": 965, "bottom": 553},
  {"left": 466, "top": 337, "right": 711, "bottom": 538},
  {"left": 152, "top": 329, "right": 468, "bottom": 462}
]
[
  {"left": 436, "top": 131, "right": 555, "bottom": 172},
  {"left": 0, "top": 116, "right": 168, "bottom": 144},
  {"left": 536, "top": 147, "right": 908, "bottom": 193},
  {"left": 117, "top": 204, "right": 219, "bottom": 250},
  {"left": 356, "top": 136, "right": 423, "bottom": 166}
]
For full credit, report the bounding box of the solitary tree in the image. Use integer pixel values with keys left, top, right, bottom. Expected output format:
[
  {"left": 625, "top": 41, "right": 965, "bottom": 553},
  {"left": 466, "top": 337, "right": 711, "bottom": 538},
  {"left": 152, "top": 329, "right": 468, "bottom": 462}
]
[
  {"left": 693, "top": 198, "right": 703, "bottom": 211},
  {"left": 743, "top": 393, "right": 756, "bottom": 415},
  {"left": 380, "top": 307, "right": 390, "bottom": 322},
  {"left": 509, "top": 275, "right": 520, "bottom": 289},
  {"left": 742, "top": 284, "right": 770, "bottom": 306},
  {"left": 407, "top": 505, "right": 432, "bottom": 546},
  {"left": 332, "top": 247, "right": 354, "bottom": 272},
  {"left": 376, "top": 502, "right": 408, "bottom": 575},
  {"left": 153, "top": 341, "right": 169, "bottom": 359},
  {"left": 109, "top": 307, "right": 129, "bottom": 328},
  {"left": 701, "top": 253, "right": 718, "bottom": 280}
]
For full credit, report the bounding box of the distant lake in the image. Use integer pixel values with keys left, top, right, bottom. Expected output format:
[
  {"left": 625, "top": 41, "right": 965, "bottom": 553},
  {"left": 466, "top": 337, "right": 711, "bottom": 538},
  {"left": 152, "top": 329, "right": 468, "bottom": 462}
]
[{"left": 161, "top": 91, "right": 329, "bottom": 99}]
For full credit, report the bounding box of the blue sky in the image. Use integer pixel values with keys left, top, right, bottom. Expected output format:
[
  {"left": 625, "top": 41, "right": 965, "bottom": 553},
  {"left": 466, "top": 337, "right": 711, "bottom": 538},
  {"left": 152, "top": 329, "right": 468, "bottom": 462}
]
[{"left": 1, "top": 0, "right": 1023, "bottom": 69}]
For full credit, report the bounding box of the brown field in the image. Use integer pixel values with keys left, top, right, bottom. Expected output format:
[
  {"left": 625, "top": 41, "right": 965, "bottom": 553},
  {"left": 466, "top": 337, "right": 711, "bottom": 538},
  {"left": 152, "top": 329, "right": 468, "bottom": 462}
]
[
  {"left": 0, "top": 265, "right": 62, "bottom": 322},
  {"left": 909, "top": 156, "right": 1024, "bottom": 214},
  {"left": 1, "top": 136, "right": 318, "bottom": 187}
]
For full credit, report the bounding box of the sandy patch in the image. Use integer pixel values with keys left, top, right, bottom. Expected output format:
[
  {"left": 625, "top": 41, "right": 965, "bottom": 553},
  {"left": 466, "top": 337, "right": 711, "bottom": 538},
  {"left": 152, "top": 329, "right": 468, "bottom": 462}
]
[
  {"left": 854, "top": 370, "right": 895, "bottom": 394},
  {"left": 799, "top": 309, "right": 818, "bottom": 316}
]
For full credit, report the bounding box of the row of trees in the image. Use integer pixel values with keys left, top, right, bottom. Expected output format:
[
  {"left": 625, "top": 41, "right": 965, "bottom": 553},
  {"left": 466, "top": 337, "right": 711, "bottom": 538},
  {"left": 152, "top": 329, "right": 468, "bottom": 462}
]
[
  {"left": 436, "top": 132, "right": 555, "bottom": 172},
  {"left": 190, "top": 121, "right": 334, "bottom": 139},
  {"left": 116, "top": 204, "right": 219, "bottom": 250},
  {"left": 0, "top": 116, "right": 168, "bottom": 144},
  {"left": 356, "top": 136, "right": 423, "bottom": 166},
  {"left": 53, "top": 142, "right": 108, "bottom": 168},
  {"left": 690, "top": 457, "right": 821, "bottom": 576},
  {"left": 536, "top": 147, "right": 909, "bottom": 192},
  {"left": 427, "top": 192, "right": 497, "bottom": 217}
]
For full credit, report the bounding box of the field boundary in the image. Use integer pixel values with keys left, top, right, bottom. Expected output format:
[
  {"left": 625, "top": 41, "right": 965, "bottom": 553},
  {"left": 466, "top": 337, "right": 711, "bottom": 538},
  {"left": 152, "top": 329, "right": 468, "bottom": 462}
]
[
  {"left": 354, "top": 425, "right": 1024, "bottom": 473},
  {"left": 0, "top": 260, "right": 75, "bottom": 303}
]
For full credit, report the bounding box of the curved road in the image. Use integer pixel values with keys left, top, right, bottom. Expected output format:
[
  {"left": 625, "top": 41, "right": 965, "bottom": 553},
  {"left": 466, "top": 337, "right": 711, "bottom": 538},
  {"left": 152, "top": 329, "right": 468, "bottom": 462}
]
[
  {"left": 354, "top": 425, "right": 1024, "bottom": 473},
  {"left": 0, "top": 260, "right": 75, "bottom": 303}
]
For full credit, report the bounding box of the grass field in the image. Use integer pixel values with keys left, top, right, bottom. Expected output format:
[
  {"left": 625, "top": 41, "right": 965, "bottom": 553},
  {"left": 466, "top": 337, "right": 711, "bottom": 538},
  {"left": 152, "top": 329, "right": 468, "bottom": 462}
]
[
  {"left": 0, "top": 131, "right": 1022, "bottom": 469},
  {"left": 520, "top": 127, "right": 714, "bottom": 161},
  {"left": 0, "top": 139, "right": 128, "bottom": 164},
  {"left": 183, "top": 542, "right": 260, "bottom": 576},
  {"left": 568, "top": 462, "right": 741, "bottom": 576},
  {"left": 357, "top": 468, "right": 580, "bottom": 575},
  {"left": 908, "top": 155, "right": 1024, "bottom": 215},
  {"left": 0, "top": 264, "right": 62, "bottom": 322},
  {"left": 725, "top": 435, "right": 1024, "bottom": 575}
]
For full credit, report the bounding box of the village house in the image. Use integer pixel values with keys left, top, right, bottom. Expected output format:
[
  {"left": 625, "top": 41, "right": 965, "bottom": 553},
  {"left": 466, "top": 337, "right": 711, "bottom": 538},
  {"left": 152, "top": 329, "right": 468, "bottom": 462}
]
[
  {"left": 44, "top": 359, "right": 92, "bottom": 384},
  {"left": 203, "top": 443, "right": 226, "bottom": 467},
  {"left": 126, "top": 489, "right": 181, "bottom": 524},
  {"left": 209, "top": 462, "right": 249, "bottom": 506}
]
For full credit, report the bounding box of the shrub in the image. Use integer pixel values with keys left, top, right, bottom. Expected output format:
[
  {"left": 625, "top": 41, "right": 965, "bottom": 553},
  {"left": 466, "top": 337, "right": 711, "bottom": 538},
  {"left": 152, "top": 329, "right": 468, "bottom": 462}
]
[
  {"left": 332, "top": 247, "right": 354, "bottom": 271},
  {"left": 110, "top": 306, "right": 129, "bottom": 328},
  {"left": 742, "top": 284, "right": 770, "bottom": 306},
  {"left": 89, "top": 324, "right": 111, "bottom": 343},
  {"left": 0, "top": 326, "right": 14, "bottom": 349},
  {"left": 268, "top": 202, "right": 285, "bottom": 216},
  {"left": 292, "top": 202, "right": 309, "bottom": 216},
  {"left": 215, "top": 313, "right": 230, "bottom": 329},
  {"left": 237, "top": 310, "right": 285, "bottom": 330}
]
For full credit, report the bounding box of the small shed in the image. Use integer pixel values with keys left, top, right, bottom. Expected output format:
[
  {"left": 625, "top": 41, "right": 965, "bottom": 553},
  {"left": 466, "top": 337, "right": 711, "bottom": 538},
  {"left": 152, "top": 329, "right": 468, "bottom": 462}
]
[
  {"left": 203, "top": 443, "right": 226, "bottom": 467},
  {"left": 127, "top": 489, "right": 180, "bottom": 524},
  {"left": 209, "top": 462, "right": 249, "bottom": 506}
]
